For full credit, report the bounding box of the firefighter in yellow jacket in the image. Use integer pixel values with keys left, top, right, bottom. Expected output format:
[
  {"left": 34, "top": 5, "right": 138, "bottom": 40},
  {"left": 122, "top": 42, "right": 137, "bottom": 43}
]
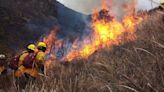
[
  {"left": 15, "top": 44, "right": 38, "bottom": 78},
  {"left": 35, "top": 42, "right": 47, "bottom": 74}
]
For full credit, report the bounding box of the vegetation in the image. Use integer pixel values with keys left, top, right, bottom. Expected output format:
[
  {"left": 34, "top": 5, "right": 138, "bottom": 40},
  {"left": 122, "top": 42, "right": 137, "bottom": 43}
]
[
  {"left": 0, "top": 0, "right": 57, "bottom": 55},
  {"left": 0, "top": 11, "right": 163, "bottom": 92}
]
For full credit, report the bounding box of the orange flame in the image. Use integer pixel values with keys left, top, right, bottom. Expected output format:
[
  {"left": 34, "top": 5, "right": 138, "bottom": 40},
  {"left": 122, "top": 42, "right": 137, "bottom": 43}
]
[
  {"left": 64, "top": 7, "right": 143, "bottom": 62},
  {"left": 43, "top": 27, "right": 63, "bottom": 54},
  {"left": 43, "top": 1, "right": 143, "bottom": 62},
  {"left": 43, "top": 27, "right": 63, "bottom": 67},
  {"left": 43, "top": 31, "right": 56, "bottom": 54},
  {"left": 102, "top": 0, "right": 108, "bottom": 10}
]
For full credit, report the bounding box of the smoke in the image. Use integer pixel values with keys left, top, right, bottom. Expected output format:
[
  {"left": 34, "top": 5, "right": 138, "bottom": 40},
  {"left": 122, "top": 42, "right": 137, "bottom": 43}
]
[
  {"left": 137, "top": 0, "right": 161, "bottom": 10},
  {"left": 57, "top": 0, "right": 161, "bottom": 14},
  {"left": 109, "top": 0, "right": 136, "bottom": 19},
  {"left": 57, "top": 0, "right": 101, "bottom": 14}
]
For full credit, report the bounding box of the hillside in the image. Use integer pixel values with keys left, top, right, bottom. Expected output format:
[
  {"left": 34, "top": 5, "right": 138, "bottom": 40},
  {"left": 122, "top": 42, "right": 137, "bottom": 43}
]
[
  {"left": 0, "top": 10, "right": 163, "bottom": 92},
  {"left": 0, "top": 0, "right": 87, "bottom": 55},
  {"left": 0, "top": 1, "right": 164, "bottom": 92},
  {"left": 56, "top": 2, "right": 88, "bottom": 38},
  {"left": 0, "top": 0, "right": 57, "bottom": 55}
]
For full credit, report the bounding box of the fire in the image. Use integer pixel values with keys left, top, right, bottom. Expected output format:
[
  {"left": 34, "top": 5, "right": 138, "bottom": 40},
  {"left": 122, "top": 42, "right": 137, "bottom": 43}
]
[
  {"left": 64, "top": 11, "right": 143, "bottom": 61},
  {"left": 43, "top": 0, "right": 143, "bottom": 62},
  {"left": 43, "top": 27, "right": 63, "bottom": 54},
  {"left": 43, "top": 30, "right": 56, "bottom": 54},
  {"left": 93, "top": 18, "right": 124, "bottom": 45}
]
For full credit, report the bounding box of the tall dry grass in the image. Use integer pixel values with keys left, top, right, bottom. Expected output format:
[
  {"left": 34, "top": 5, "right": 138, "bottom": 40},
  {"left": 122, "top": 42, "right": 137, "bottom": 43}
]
[{"left": 0, "top": 12, "right": 164, "bottom": 92}]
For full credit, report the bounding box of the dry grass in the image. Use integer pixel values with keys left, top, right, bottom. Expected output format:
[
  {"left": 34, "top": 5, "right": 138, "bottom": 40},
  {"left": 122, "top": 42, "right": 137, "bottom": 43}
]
[{"left": 0, "top": 12, "right": 164, "bottom": 92}]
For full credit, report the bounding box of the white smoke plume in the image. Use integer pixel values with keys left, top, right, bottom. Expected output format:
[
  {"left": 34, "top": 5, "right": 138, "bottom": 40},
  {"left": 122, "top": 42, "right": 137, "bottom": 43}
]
[{"left": 57, "top": 0, "right": 161, "bottom": 14}]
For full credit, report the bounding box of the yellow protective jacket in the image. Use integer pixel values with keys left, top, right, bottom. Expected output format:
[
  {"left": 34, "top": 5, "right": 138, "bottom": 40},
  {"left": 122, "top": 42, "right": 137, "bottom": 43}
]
[
  {"left": 35, "top": 51, "right": 46, "bottom": 74},
  {"left": 15, "top": 51, "right": 38, "bottom": 78},
  {"left": 18, "top": 52, "right": 28, "bottom": 67},
  {"left": 15, "top": 65, "right": 38, "bottom": 78},
  {"left": 35, "top": 51, "right": 45, "bottom": 64}
]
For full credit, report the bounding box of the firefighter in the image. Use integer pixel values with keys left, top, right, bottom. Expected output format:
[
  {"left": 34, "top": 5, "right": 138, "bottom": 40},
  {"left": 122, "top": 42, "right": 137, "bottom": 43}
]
[
  {"left": 35, "top": 42, "right": 47, "bottom": 74},
  {"left": 14, "top": 44, "right": 38, "bottom": 78},
  {"left": 0, "top": 54, "right": 7, "bottom": 75}
]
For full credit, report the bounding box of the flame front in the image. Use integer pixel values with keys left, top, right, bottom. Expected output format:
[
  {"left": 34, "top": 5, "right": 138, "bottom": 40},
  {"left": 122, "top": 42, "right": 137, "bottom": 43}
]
[
  {"left": 64, "top": 11, "right": 143, "bottom": 61},
  {"left": 43, "top": 1, "right": 143, "bottom": 62}
]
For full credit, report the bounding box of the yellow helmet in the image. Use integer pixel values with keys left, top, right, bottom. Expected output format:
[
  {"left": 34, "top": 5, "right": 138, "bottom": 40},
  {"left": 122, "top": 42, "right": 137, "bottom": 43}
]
[
  {"left": 27, "top": 44, "right": 36, "bottom": 51},
  {"left": 37, "top": 42, "right": 47, "bottom": 48}
]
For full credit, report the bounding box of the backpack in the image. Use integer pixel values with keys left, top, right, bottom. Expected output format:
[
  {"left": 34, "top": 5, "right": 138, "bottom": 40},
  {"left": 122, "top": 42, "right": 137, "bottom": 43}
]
[
  {"left": 9, "top": 55, "right": 20, "bottom": 70},
  {"left": 22, "top": 53, "right": 36, "bottom": 68},
  {"left": 9, "top": 51, "right": 27, "bottom": 70}
]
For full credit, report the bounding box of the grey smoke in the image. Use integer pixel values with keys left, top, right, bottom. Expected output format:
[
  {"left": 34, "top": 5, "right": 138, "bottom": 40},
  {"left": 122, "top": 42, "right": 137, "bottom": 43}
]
[
  {"left": 57, "top": 0, "right": 161, "bottom": 14},
  {"left": 57, "top": 0, "right": 101, "bottom": 14}
]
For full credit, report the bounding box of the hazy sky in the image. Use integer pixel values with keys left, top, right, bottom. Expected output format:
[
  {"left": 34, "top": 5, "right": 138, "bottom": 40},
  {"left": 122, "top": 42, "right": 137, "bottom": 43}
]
[{"left": 57, "top": 0, "right": 162, "bottom": 14}]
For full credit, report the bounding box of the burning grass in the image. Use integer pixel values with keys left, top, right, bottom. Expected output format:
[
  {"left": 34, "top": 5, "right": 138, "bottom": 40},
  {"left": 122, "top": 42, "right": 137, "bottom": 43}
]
[
  {"left": 0, "top": 12, "right": 163, "bottom": 92},
  {"left": 44, "top": 9, "right": 143, "bottom": 62}
]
